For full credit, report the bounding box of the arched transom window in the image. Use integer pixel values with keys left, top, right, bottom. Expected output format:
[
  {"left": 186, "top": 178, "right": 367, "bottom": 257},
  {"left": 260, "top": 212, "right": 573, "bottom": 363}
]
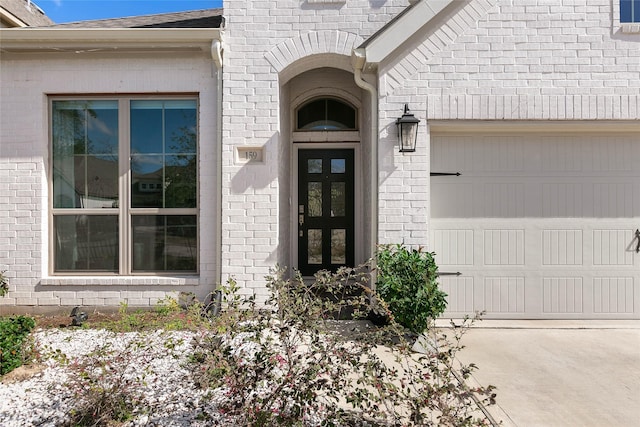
[{"left": 296, "top": 98, "right": 357, "bottom": 131}]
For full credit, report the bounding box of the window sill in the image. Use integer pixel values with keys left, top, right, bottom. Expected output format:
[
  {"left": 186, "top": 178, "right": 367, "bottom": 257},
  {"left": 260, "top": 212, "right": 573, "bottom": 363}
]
[
  {"left": 40, "top": 276, "right": 200, "bottom": 287},
  {"left": 621, "top": 23, "right": 640, "bottom": 33}
]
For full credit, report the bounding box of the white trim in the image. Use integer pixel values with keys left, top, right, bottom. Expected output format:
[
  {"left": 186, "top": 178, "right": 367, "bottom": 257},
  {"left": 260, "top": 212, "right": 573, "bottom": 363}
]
[
  {"left": 0, "top": 28, "right": 222, "bottom": 52},
  {"left": 292, "top": 131, "right": 360, "bottom": 143},
  {"left": 362, "top": 0, "right": 453, "bottom": 64},
  {"left": 621, "top": 23, "right": 640, "bottom": 33},
  {"left": 428, "top": 120, "right": 640, "bottom": 134},
  {"left": 292, "top": 88, "right": 362, "bottom": 112},
  {"left": 0, "top": 7, "right": 28, "bottom": 27},
  {"left": 290, "top": 143, "right": 363, "bottom": 273}
]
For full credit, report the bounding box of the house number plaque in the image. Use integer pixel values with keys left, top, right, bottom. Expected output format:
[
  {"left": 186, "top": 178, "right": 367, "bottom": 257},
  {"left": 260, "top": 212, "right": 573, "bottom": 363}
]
[{"left": 235, "top": 146, "right": 265, "bottom": 164}]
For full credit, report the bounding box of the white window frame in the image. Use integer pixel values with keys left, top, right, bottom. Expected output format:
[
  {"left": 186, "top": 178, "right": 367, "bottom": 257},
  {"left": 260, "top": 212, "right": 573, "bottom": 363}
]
[
  {"left": 49, "top": 95, "right": 199, "bottom": 276},
  {"left": 617, "top": 0, "right": 640, "bottom": 33}
]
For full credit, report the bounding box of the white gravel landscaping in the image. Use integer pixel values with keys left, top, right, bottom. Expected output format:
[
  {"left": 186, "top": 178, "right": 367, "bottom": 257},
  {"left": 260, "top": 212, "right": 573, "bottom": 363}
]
[{"left": 0, "top": 329, "right": 233, "bottom": 427}]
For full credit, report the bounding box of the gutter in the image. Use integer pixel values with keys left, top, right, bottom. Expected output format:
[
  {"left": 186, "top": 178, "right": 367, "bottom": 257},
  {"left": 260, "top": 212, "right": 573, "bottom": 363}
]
[
  {"left": 211, "top": 38, "right": 224, "bottom": 292},
  {"left": 352, "top": 48, "right": 378, "bottom": 286},
  {"left": 0, "top": 28, "right": 222, "bottom": 52}
]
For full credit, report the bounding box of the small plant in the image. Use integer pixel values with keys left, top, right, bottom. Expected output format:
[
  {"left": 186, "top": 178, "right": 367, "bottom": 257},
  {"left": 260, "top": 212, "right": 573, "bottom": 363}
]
[
  {"left": 0, "top": 316, "right": 36, "bottom": 375},
  {"left": 0, "top": 270, "right": 9, "bottom": 297},
  {"left": 376, "top": 244, "right": 448, "bottom": 334},
  {"left": 190, "top": 265, "right": 495, "bottom": 426},
  {"left": 154, "top": 295, "right": 181, "bottom": 316},
  {"left": 59, "top": 335, "right": 155, "bottom": 427},
  {"left": 84, "top": 298, "right": 208, "bottom": 333}
]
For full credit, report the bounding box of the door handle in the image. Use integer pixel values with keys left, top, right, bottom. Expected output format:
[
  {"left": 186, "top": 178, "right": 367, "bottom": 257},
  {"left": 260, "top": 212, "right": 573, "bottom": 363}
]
[
  {"left": 299, "top": 214, "right": 304, "bottom": 226},
  {"left": 635, "top": 229, "right": 640, "bottom": 254}
]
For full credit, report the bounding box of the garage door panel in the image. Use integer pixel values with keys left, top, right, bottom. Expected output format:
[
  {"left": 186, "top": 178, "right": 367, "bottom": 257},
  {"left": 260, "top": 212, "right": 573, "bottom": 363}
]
[
  {"left": 483, "top": 229, "right": 524, "bottom": 265},
  {"left": 439, "top": 275, "right": 527, "bottom": 315},
  {"left": 431, "top": 133, "right": 639, "bottom": 319},
  {"left": 440, "top": 276, "right": 475, "bottom": 313},
  {"left": 542, "top": 229, "right": 583, "bottom": 266},
  {"left": 542, "top": 277, "right": 584, "bottom": 314},
  {"left": 540, "top": 136, "right": 636, "bottom": 173},
  {"left": 432, "top": 229, "right": 473, "bottom": 265},
  {"left": 542, "top": 183, "right": 585, "bottom": 217},
  {"left": 484, "top": 277, "right": 526, "bottom": 313},
  {"left": 431, "top": 182, "right": 474, "bottom": 217},
  {"left": 593, "top": 229, "right": 635, "bottom": 265},
  {"left": 482, "top": 183, "right": 526, "bottom": 217},
  {"left": 593, "top": 277, "right": 635, "bottom": 314},
  {"left": 434, "top": 179, "right": 636, "bottom": 219}
]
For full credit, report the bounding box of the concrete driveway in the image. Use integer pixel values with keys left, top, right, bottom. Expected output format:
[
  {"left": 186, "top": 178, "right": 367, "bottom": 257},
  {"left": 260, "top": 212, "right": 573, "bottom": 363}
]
[{"left": 453, "top": 320, "right": 640, "bottom": 427}]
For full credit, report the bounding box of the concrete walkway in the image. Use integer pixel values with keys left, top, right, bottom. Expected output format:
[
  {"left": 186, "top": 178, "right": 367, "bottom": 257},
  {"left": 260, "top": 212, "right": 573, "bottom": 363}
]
[{"left": 453, "top": 321, "right": 640, "bottom": 427}]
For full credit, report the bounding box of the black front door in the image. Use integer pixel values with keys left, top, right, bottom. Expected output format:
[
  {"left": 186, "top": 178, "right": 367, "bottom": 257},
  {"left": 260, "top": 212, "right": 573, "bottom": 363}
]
[{"left": 298, "top": 149, "right": 355, "bottom": 276}]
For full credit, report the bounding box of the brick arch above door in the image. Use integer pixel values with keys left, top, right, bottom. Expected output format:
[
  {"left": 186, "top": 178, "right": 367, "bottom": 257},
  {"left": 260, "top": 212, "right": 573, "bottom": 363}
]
[{"left": 264, "top": 30, "right": 364, "bottom": 74}]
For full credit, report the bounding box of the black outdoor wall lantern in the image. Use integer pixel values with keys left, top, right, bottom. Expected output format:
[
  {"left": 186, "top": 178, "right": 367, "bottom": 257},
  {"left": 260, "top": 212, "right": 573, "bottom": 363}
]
[{"left": 396, "top": 104, "right": 420, "bottom": 152}]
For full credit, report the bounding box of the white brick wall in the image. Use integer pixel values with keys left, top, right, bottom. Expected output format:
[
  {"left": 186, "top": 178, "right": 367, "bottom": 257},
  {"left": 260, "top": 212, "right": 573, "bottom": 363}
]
[
  {"left": 221, "top": 0, "right": 410, "bottom": 300},
  {"left": 0, "top": 52, "right": 219, "bottom": 308},
  {"left": 4, "top": 0, "right": 636, "bottom": 309},
  {"left": 381, "top": 0, "right": 640, "bottom": 118},
  {"left": 376, "top": 0, "right": 640, "bottom": 247}
]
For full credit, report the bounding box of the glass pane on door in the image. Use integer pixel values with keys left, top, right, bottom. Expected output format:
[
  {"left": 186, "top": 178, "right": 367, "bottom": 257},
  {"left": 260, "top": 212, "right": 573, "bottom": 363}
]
[
  {"left": 331, "top": 158, "right": 346, "bottom": 173},
  {"left": 308, "top": 182, "right": 322, "bottom": 217},
  {"left": 308, "top": 229, "right": 322, "bottom": 264},
  {"left": 331, "top": 182, "right": 346, "bottom": 217},
  {"left": 308, "top": 159, "right": 322, "bottom": 173},
  {"left": 331, "top": 229, "right": 346, "bottom": 264}
]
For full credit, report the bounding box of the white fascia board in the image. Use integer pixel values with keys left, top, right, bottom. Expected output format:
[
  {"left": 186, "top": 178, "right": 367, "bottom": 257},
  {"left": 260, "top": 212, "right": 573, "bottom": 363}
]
[
  {"left": 429, "top": 120, "right": 640, "bottom": 134},
  {"left": 364, "top": 0, "right": 453, "bottom": 64},
  {"left": 0, "top": 7, "right": 28, "bottom": 27},
  {"left": 0, "top": 28, "right": 222, "bottom": 51}
]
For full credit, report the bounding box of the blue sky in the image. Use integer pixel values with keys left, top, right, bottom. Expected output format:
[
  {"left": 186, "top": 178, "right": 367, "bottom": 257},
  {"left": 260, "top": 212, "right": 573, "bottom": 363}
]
[{"left": 35, "top": 0, "right": 223, "bottom": 24}]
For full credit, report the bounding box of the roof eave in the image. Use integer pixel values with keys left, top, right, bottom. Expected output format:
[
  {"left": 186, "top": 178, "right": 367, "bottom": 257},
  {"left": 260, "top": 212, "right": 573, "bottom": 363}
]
[
  {"left": 357, "top": 0, "right": 453, "bottom": 69},
  {"left": 0, "top": 27, "right": 223, "bottom": 52},
  {"left": 0, "top": 6, "right": 28, "bottom": 27}
]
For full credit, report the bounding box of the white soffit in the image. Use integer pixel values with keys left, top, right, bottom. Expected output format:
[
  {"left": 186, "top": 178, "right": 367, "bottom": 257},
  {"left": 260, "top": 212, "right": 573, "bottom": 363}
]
[{"left": 362, "top": 0, "right": 453, "bottom": 64}]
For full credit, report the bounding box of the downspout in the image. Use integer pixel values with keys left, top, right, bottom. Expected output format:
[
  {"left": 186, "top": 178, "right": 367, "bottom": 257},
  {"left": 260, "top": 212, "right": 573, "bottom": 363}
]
[
  {"left": 352, "top": 48, "right": 378, "bottom": 287},
  {"left": 211, "top": 38, "right": 224, "bottom": 294}
]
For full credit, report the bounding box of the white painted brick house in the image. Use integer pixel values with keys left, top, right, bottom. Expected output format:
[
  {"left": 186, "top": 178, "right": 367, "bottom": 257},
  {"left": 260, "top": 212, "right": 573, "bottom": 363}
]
[{"left": 1, "top": 0, "right": 638, "bottom": 319}]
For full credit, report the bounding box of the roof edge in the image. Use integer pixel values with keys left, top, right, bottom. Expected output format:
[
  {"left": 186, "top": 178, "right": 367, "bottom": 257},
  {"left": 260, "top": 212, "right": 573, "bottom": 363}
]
[
  {"left": 359, "top": 0, "right": 454, "bottom": 65},
  {"left": 0, "top": 6, "right": 28, "bottom": 27},
  {"left": 0, "top": 27, "right": 223, "bottom": 51},
  {"left": 44, "top": 8, "right": 223, "bottom": 29}
]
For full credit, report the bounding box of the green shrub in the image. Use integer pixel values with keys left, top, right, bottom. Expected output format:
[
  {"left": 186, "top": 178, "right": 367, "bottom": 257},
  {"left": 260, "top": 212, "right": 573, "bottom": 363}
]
[
  {"left": 0, "top": 316, "right": 36, "bottom": 375},
  {"left": 376, "top": 244, "right": 448, "bottom": 334}
]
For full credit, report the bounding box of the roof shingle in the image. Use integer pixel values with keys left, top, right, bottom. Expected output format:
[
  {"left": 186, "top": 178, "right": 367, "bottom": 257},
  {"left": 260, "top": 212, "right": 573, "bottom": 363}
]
[
  {"left": 0, "top": 0, "right": 54, "bottom": 27},
  {"left": 43, "top": 8, "right": 223, "bottom": 29}
]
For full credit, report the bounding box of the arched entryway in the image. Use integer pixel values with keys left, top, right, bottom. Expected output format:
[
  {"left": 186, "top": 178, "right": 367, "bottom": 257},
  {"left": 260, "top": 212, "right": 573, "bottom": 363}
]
[{"left": 279, "top": 64, "right": 369, "bottom": 275}]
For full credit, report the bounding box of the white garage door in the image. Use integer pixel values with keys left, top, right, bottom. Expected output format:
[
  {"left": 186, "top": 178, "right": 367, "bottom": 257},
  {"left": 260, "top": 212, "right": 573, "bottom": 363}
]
[{"left": 430, "top": 133, "right": 640, "bottom": 319}]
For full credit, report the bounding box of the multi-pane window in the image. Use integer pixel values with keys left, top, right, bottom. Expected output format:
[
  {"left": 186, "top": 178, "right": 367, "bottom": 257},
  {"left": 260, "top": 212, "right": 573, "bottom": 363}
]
[
  {"left": 296, "top": 98, "right": 357, "bottom": 131},
  {"left": 51, "top": 98, "right": 198, "bottom": 274},
  {"left": 621, "top": 0, "right": 640, "bottom": 22}
]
